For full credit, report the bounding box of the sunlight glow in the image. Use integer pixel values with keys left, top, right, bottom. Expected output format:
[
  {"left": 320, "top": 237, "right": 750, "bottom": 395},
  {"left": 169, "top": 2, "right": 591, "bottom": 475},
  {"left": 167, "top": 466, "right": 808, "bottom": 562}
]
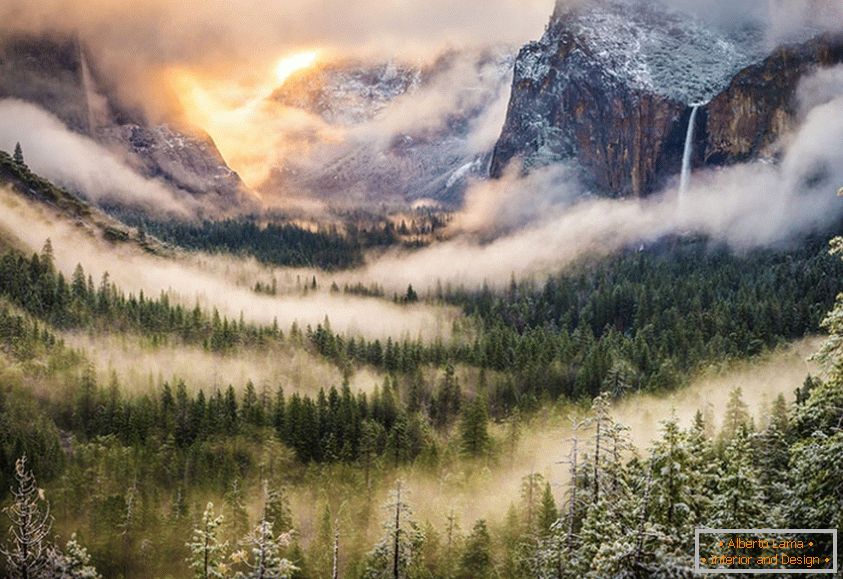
[
  {"left": 274, "top": 50, "right": 320, "bottom": 85},
  {"left": 166, "top": 49, "right": 338, "bottom": 188}
]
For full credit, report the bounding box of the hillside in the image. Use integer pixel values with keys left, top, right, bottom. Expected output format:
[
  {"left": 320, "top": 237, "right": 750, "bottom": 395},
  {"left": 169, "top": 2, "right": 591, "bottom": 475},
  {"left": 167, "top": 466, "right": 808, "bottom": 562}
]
[{"left": 0, "top": 148, "right": 164, "bottom": 252}]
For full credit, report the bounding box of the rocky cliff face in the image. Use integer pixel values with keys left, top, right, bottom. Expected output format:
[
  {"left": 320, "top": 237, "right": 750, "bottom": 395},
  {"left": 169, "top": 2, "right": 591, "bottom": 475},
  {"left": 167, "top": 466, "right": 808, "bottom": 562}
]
[
  {"left": 491, "top": 0, "right": 843, "bottom": 197},
  {"left": 704, "top": 34, "right": 843, "bottom": 165},
  {"left": 0, "top": 35, "right": 248, "bottom": 207}
]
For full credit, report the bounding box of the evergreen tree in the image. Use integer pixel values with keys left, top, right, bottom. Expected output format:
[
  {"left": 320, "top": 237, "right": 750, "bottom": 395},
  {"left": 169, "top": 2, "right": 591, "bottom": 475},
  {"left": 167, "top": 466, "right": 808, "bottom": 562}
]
[
  {"left": 264, "top": 485, "right": 293, "bottom": 534},
  {"left": 520, "top": 472, "right": 545, "bottom": 537},
  {"left": 13, "top": 142, "right": 24, "bottom": 165},
  {"left": 362, "top": 480, "right": 425, "bottom": 579},
  {"left": 457, "top": 520, "right": 492, "bottom": 579},
  {"left": 459, "top": 395, "right": 490, "bottom": 457},
  {"left": 186, "top": 502, "right": 228, "bottom": 579},
  {"left": 536, "top": 483, "right": 559, "bottom": 539},
  {"left": 648, "top": 416, "right": 694, "bottom": 532},
  {"left": 711, "top": 426, "right": 766, "bottom": 528},
  {"left": 233, "top": 519, "right": 296, "bottom": 579},
  {"left": 720, "top": 387, "right": 751, "bottom": 443},
  {"left": 755, "top": 394, "right": 790, "bottom": 524},
  {"left": 225, "top": 479, "right": 250, "bottom": 543}
]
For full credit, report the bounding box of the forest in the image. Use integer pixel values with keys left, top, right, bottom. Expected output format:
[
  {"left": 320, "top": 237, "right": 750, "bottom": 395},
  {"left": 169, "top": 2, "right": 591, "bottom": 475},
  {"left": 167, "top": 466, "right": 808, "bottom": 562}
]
[{"left": 1, "top": 230, "right": 842, "bottom": 577}]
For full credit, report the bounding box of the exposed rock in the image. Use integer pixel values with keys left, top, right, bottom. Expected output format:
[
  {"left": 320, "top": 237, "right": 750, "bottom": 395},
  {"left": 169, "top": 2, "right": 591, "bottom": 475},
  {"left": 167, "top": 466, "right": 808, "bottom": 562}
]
[
  {"left": 704, "top": 33, "right": 843, "bottom": 165},
  {"left": 97, "top": 123, "right": 245, "bottom": 202},
  {"left": 490, "top": 0, "right": 769, "bottom": 196},
  {"left": 272, "top": 60, "right": 422, "bottom": 126},
  {"left": 0, "top": 35, "right": 91, "bottom": 134}
]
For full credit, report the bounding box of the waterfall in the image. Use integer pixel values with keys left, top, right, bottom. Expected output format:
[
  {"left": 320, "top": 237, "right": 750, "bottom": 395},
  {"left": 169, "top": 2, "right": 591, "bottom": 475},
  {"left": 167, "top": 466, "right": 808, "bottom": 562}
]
[
  {"left": 78, "top": 41, "right": 97, "bottom": 135},
  {"left": 679, "top": 104, "right": 700, "bottom": 199}
]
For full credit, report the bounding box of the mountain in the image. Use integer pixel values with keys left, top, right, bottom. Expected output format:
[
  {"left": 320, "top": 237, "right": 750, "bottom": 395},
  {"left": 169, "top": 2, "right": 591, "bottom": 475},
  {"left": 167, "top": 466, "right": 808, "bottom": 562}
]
[
  {"left": 490, "top": 0, "right": 843, "bottom": 196},
  {"left": 0, "top": 35, "right": 250, "bottom": 208},
  {"left": 264, "top": 49, "right": 514, "bottom": 207},
  {"left": 0, "top": 147, "right": 164, "bottom": 253}
]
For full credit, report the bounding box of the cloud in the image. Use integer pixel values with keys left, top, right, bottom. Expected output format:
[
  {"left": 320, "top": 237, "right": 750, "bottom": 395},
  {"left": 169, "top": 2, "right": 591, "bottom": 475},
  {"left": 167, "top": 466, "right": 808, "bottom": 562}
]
[
  {"left": 0, "top": 0, "right": 551, "bottom": 121},
  {"left": 332, "top": 66, "right": 843, "bottom": 292},
  {"left": 0, "top": 185, "right": 457, "bottom": 341},
  {"left": 0, "top": 99, "right": 198, "bottom": 216}
]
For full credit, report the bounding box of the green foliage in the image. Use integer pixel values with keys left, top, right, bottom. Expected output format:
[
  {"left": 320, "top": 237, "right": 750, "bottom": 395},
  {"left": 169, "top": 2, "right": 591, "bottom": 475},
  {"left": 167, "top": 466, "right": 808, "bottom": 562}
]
[
  {"left": 457, "top": 520, "right": 492, "bottom": 579},
  {"left": 127, "top": 218, "right": 372, "bottom": 270}
]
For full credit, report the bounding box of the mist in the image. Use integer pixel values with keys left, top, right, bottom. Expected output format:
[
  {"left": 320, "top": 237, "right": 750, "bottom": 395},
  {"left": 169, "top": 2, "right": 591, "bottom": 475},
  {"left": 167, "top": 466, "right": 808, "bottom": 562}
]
[
  {"left": 354, "top": 337, "right": 820, "bottom": 532},
  {"left": 0, "top": 186, "right": 456, "bottom": 341},
  {"left": 0, "top": 0, "right": 550, "bottom": 125},
  {"left": 0, "top": 99, "right": 198, "bottom": 216},
  {"left": 65, "top": 333, "right": 384, "bottom": 398}
]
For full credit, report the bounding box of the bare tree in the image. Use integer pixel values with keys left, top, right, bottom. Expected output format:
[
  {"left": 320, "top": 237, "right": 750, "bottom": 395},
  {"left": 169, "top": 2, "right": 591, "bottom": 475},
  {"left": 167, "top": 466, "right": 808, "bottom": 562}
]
[{"left": 2, "top": 456, "right": 52, "bottom": 579}]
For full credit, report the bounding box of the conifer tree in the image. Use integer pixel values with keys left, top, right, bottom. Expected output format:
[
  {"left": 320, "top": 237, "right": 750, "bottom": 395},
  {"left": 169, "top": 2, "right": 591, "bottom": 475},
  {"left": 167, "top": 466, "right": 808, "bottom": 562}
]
[
  {"left": 457, "top": 520, "right": 492, "bottom": 579},
  {"left": 186, "top": 502, "right": 228, "bottom": 579},
  {"left": 362, "top": 480, "right": 425, "bottom": 579},
  {"left": 711, "top": 425, "right": 766, "bottom": 528},
  {"left": 648, "top": 416, "right": 694, "bottom": 532},
  {"left": 536, "top": 483, "right": 558, "bottom": 538},
  {"left": 459, "top": 395, "right": 490, "bottom": 457},
  {"left": 232, "top": 483, "right": 297, "bottom": 579},
  {"left": 13, "top": 142, "right": 24, "bottom": 165},
  {"left": 720, "top": 387, "right": 751, "bottom": 442},
  {"left": 225, "top": 479, "right": 250, "bottom": 543}
]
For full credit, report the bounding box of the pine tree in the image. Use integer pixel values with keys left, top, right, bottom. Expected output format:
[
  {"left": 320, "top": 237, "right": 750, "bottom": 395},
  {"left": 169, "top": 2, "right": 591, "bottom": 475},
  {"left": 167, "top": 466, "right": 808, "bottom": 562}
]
[
  {"left": 756, "top": 394, "right": 790, "bottom": 524},
  {"left": 720, "top": 387, "right": 751, "bottom": 443},
  {"left": 13, "top": 142, "right": 24, "bottom": 165},
  {"left": 233, "top": 519, "right": 296, "bottom": 579},
  {"left": 225, "top": 479, "right": 250, "bottom": 544},
  {"left": 362, "top": 480, "right": 425, "bottom": 579},
  {"left": 711, "top": 425, "right": 766, "bottom": 528},
  {"left": 456, "top": 520, "right": 492, "bottom": 579},
  {"left": 232, "top": 484, "right": 297, "bottom": 579},
  {"left": 2, "top": 456, "right": 53, "bottom": 579},
  {"left": 648, "top": 416, "right": 694, "bottom": 532},
  {"left": 537, "top": 483, "right": 559, "bottom": 538},
  {"left": 520, "top": 471, "right": 545, "bottom": 536},
  {"left": 186, "top": 502, "right": 228, "bottom": 579},
  {"left": 404, "top": 285, "right": 418, "bottom": 304},
  {"left": 459, "top": 395, "right": 490, "bottom": 457},
  {"left": 264, "top": 485, "right": 293, "bottom": 534}
]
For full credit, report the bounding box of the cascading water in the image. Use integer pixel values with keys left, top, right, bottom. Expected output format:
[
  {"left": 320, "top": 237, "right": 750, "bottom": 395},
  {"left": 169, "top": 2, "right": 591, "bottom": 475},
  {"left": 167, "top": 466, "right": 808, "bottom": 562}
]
[
  {"left": 78, "top": 41, "right": 97, "bottom": 135},
  {"left": 678, "top": 104, "right": 700, "bottom": 200}
]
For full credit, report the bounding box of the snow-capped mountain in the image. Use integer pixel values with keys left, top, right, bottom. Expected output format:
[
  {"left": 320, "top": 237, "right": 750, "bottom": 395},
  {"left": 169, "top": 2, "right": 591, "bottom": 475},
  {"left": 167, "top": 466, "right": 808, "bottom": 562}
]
[
  {"left": 263, "top": 49, "right": 515, "bottom": 207},
  {"left": 490, "top": 0, "right": 843, "bottom": 196},
  {"left": 273, "top": 61, "right": 423, "bottom": 126}
]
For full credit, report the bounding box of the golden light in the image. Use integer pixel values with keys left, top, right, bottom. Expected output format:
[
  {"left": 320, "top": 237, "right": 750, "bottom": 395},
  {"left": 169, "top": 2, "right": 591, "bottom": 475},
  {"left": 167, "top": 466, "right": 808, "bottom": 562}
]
[
  {"left": 166, "top": 51, "right": 339, "bottom": 189},
  {"left": 274, "top": 50, "right": 319, "bottom": 85}
]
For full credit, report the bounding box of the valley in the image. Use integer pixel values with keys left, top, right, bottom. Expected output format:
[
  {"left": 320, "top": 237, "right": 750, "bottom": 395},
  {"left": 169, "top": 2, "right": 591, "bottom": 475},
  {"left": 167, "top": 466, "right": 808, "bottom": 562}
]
[{"left": 1, "top": 0, "right": 843, "bottom": 577}]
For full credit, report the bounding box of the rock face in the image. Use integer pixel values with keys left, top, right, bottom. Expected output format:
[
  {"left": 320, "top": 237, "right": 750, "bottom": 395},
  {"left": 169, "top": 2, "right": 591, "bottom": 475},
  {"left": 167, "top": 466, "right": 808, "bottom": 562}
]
[
  {"left": 0, "top": 35, "right": 248, "bottom": 206},
  {"left": 490, "top": 0, "right": 843, "bottom": 197},
  {"left": 0, "top": 36, "right": 92, "bottom": 134},
  {"left": 704, "top": 34, "right": 843, "bottom": 165},
  {"left": 97, "top": 124, "right": 244, "bottom": 201}
]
